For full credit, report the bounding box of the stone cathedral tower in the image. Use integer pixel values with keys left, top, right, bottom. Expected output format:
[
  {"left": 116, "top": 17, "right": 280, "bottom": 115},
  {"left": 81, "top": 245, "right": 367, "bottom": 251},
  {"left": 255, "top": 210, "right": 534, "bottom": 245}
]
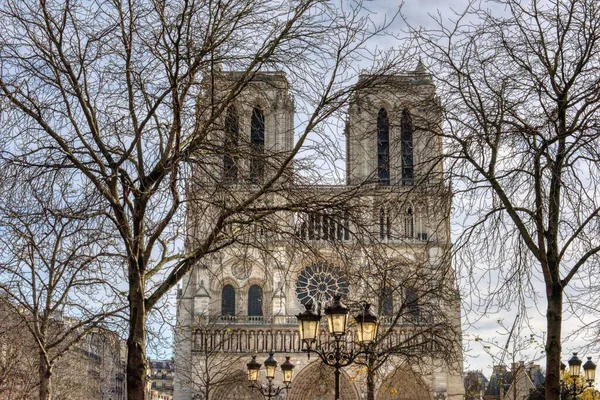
[{"left": 173, "top": 68, "right": 464, "bottom": 400}]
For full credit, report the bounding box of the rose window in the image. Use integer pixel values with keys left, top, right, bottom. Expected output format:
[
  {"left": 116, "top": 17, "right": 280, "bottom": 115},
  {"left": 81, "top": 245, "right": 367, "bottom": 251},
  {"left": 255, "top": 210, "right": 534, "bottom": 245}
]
[{"left": 295, "top": 263, "right": 349, "bottom": 307}]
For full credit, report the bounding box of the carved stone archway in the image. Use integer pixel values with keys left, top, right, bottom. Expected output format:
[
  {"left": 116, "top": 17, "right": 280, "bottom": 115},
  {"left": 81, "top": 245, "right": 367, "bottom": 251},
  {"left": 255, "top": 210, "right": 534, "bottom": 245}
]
[
  {"left": 376, "top": 367, "right": 432, "bottom": 400},
  {"left": 211, "top": 371, "right": 264, "bottom": 400},
  {"left": 286, "top": 361, "right": 359, "bottom": 400}
]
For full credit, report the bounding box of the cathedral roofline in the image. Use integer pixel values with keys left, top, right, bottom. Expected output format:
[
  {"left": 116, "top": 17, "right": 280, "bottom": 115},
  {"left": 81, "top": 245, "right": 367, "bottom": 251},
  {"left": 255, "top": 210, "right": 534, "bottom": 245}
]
[
  {"left": 204, "top": 70, "right": 289, "bottom": 88},
  {"left": 357, "top": 71, "right": 434, "bottom": 87}
]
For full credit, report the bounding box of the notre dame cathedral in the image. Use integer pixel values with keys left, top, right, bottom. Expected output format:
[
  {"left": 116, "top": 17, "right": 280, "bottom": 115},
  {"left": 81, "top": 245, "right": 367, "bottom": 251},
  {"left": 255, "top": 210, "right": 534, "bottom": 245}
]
[{"left": 173, "top": 65, "right": 464, "bottom": 400}]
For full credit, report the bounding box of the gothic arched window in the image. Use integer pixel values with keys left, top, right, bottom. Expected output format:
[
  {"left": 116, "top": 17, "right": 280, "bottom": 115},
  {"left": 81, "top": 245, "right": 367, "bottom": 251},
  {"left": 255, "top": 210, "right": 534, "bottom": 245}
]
[
  {"left": 379, "top": 207, "right": 392, "bottom": 240},
  {"left": 221, "top": 284, "right": 236, "bottom": 316},
  {"left": 401, "top": 109, "right": 414, "bottom": 186},
  {"left": 406, "top": 287, "right": 419, "bottom": 322},
  {"left": 223, "top": 106, "right": 239, "bottom": 182},
  {"left": 248, "top": 284, "right": 263, "bottom": 317},
  {"left": 377, "top": 108, "right": 390, "bottom": 185},
  {"left": 403, "top": 207, "right": 414, "bottom": 238},
  {"left": 382, "top": 287, "right": 394, "bottom": 316},
  {"left": 250, "top": 107, "right": 265, "bottom": 183}
]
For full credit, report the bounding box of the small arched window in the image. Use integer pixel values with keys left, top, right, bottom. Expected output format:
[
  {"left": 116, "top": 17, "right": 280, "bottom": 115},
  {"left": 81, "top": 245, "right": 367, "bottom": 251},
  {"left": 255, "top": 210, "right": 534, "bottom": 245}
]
[
  {"left": 221, "top": 284, "right": 236, "bottom": 316},
  {"left": 250, "top": 107, "right": 265, "bottom": 183},
  {"left": 377, "top": 108, "right": 390, "bottom": 185},
  {"left": 403, "top": 207, "right": 414, "bottom": 238},
  {"left": 379, "top": 207, "right": 391, "bottom": 240},
  {"left": 223, "top": 106, "right": 239, "bottom": 182},
  {"left": 401, "top": 109, "right": 414, "bottom": 185},
  {"left": 248, "top": 284, "right": 263, "bottom": 317},
  {"left": 382, "top": 286, "right": 394, "bottom": 316},
  {"left": 405, "top": 287, "right": 419, "bottom": 321}
]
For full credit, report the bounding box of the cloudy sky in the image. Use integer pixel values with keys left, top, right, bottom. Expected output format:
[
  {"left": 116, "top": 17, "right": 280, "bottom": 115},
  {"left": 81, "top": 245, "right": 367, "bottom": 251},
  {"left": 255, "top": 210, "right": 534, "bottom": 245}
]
[{"left": 382, "top": 0, "right": 599, "bottom": 378}]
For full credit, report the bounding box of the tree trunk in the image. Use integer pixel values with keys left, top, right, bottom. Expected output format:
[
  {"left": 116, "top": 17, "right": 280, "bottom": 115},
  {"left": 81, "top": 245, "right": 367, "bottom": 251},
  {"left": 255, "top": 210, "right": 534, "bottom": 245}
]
[
  {"left": 127, "top": 275, "right": 148, "bottom": 400},
  {"left": 366, "top": 354, "right": 376, "bottom": 400},
  {"left": 545, "top": 283, "right": 563, "bottom": 400},
  {"left": 38, "top": 355, "right": 52, "bottom": 400}
]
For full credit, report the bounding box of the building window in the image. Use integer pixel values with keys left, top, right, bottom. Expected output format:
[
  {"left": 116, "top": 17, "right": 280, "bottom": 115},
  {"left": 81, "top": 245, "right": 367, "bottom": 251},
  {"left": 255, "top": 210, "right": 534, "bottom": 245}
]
[
  {"left": 403, "top": 207, "right": 414, "bottom": 238},
  {"left": 379, "top": 207, "right": 392, "bottom": 240},
  {"left": 401, "top": 109, "right": 414, "bottom": 185},
  {"left": 248, "top": 285, "right": 263, "bottom": 317},
  {"left": 382, "top": 286, "right": 394, "bottom": 316},
  {"left": 295, "top": 263, "right": 349, "bottom": 307},
  {"left": 223, "top": 106, "right": 239, "bottom": 182},
  {"left": 250, "top": 107, "right": 265, "bottom": 183},
  {"left": 377, "top": 108, "right": 390, "bottom": 185},
  {"left": 221, "top": 284, "right": 236, "bottom": 316},
  {"left": 406, "top": 287, "right": 420, "bottom": 321}
]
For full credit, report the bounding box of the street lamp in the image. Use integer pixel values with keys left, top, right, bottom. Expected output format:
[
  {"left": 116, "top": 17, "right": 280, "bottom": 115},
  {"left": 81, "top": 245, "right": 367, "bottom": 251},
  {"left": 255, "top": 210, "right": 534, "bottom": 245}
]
[
  {"left": 296, "top": 296, "right": 379, "bottom": 400},
  {"left": 246, "top": 352, "right": 295, "bottom": 399},
  {"left": 560, "top": 353, "right": 596, "bottom": 399}
]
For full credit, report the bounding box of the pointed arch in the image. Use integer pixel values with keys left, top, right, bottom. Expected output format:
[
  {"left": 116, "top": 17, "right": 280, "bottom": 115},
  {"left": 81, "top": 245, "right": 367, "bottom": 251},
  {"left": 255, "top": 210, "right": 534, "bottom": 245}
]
[
  {"left": 250, "top": 107, "right": 265, "bottom": 183},
  {"left": 223, "top": 105, "right": 239, "bottom": 182},
  {"left": 405, "top": 287, "right": 420, "bottom": 322},
  {"left": 381, "top": 286, "right": 394, "bottom": 316},
  {"left": 247, "top": 284, "right": 263, "bottom": 317},
  {"left": 401, "top": 109, "right": 414, "bottom": 185},
  {"left": 377, "top": 367, "right": 431, "bottom": 400},
  {"left": 221, "top": 284, "right": 236, "bottom": 316},
  {"left": 377, "top": 108, "right": 390, "bottom": 185},
  {"left": 286, "top": 361, "right": 359, "bottom": 400},
  {"left": 403, "top": 206, "right": 414, "bottom": 238}
]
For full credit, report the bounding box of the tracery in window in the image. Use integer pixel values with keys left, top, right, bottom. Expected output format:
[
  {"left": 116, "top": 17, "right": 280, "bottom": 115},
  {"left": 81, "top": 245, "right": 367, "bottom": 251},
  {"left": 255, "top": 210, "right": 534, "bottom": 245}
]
[
  {"left": 250, "top": 107, "right": 265, "bottom": 183},
  {"left": 377, "top": 108, "right": 390, "bottom": 185},
  {"left": 223, "top": 106, "right": 239, "bottom": 182},
  {"left": 401, "top": 109, "right": 414, "bottom": 186},
  {"left": 295, "top": 263, "right": 349, "bottom": 308}
]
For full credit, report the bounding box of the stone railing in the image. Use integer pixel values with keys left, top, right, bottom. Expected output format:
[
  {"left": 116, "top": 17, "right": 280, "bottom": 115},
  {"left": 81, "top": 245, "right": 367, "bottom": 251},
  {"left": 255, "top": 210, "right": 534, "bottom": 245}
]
[{"left": 192, "top": 316, "right": 440, "bottom": 354}]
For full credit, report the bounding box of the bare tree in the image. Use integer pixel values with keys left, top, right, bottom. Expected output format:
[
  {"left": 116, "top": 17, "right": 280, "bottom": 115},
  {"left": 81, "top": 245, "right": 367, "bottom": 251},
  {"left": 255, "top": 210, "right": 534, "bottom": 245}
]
[
  {"left": 0, "top": 300, "right": 39, "bottom": 400},
  {"left": 0, "top": 0, "right": 412, "bottom": 398},
  {"left": 0, "top": 168, "right": 120, "bottom": 400},
  {"left": 413, "top": 0, "right": 600, "bottom": 398}
]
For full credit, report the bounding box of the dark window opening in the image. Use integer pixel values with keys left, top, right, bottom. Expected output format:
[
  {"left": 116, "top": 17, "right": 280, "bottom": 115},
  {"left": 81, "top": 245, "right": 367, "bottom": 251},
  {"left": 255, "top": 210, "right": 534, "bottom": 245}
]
[
  {"left": 248, "top": 285, "right": 263, "bottom": 317},
  {"left": 401, "top": 109, "right": 414, "bottom": 185},
  {"left": 406, "top": 287, "right": 420, "bottom": 321},
  {"left": 221, "top": 284, "right": 236, "bottom": 316},
  {"left": 404, "top": 207, "right": 414, "bottom": 238},
  {"left": 223, "top": 106, "right": 239, "bottom": 182},
  {"left": 382, "top": 287, "right": 394, "bottom": 316},
  {"left": 250, "top": 107, "right": 265, "bottom": 183},
  {"left": 377, "top": 108, "right": 390, "bottom": 185}
]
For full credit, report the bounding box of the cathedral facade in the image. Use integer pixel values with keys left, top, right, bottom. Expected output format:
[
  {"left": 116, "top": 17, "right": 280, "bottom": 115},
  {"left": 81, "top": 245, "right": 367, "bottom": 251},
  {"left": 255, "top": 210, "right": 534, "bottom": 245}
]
[{"left": 173, "top": 67, "right": 464, "bottom": 400}]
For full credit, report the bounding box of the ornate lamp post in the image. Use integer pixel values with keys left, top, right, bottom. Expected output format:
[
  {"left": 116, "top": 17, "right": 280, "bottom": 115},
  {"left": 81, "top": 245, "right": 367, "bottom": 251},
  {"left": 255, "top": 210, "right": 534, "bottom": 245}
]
[
  {"left": 560, "top": 353, "right": 596, "bottom": 399},
  {"left": 246, "top": 352, "right": 295, "bottom": 399},
  {"left": 296, "top": 295, "right": 379, "bottom": 400}
]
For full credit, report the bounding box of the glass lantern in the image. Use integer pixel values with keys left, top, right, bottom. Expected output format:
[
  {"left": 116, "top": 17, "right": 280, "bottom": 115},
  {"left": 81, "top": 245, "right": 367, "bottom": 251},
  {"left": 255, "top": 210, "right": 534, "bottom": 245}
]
[
  {"left": 264, "top": 352, "right": 278, "bottom": 380},
  {"left": 569, "top": 353, "right": 582, "bottom": 377},
  {"left": 280, "top": 356, "right": 295, "bottom": 385},
  {"left": 324, "top": 295, "right": 349, "bottom": 337},
  {"left": 296, "top": 302, "right": 321, "bottom": 345},
  {"left": 354, "top": 303, "right": 379, "bottom": 345},
  {"left": 246, "top": 355, "right": 261, "bottom": 382},
  {"left": 583, "top": 357, "right": 597, "bottom": 383}
]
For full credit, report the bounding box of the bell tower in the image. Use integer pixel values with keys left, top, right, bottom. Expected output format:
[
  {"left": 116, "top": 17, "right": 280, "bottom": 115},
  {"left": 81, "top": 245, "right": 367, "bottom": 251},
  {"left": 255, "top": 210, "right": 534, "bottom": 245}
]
[{"left": 346, "top": 65, "right": 443, "bottom": 186}]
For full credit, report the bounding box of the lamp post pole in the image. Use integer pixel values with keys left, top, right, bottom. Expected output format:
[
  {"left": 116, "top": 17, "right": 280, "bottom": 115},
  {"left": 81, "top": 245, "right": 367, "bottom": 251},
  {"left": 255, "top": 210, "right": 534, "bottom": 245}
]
[{"left": 296, "top": 295, "right": 379, "bottom": 400}]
